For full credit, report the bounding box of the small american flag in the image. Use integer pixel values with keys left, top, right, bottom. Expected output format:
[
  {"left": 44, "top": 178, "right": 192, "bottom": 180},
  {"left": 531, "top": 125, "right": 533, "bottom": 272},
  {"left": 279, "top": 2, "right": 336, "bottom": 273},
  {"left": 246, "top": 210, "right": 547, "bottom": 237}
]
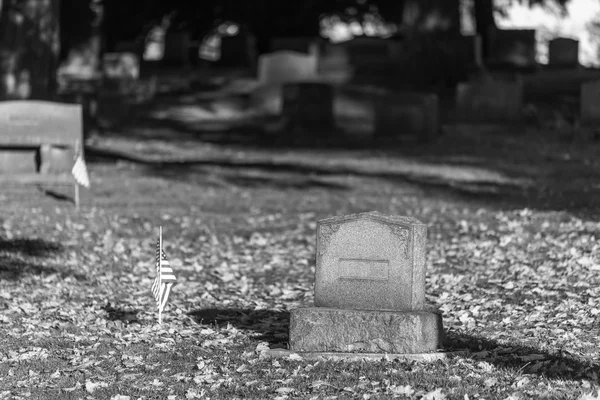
[
  {"left": 71, "top": 153, "right": 90, "bottom": 188},
  {"left": 151, "top": 227, "right": 176, "bottom": 324}
]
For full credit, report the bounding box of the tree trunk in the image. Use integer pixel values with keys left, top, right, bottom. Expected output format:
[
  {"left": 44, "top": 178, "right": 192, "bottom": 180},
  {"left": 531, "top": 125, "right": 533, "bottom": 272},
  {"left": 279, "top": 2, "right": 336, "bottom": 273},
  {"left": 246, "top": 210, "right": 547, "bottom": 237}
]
[
  {"left": 0, "top": 0, "right": 61, "bottom": 100},
  {"left": 473, "top": 0, "right": 497, "bottom": 62},
  {"left": 59, "top": 0, "right": 103, "bottom": 79}
]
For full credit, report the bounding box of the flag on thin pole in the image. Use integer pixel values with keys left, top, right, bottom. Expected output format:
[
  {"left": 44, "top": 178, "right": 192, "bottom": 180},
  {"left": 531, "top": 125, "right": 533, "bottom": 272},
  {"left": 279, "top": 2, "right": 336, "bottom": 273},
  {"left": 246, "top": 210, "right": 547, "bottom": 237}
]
[
  {"left": 72, "top": 149, "right": 90, "bottom": 189},
  {"left": 151, "top": 226, "right": 177, "bottom": 324}
]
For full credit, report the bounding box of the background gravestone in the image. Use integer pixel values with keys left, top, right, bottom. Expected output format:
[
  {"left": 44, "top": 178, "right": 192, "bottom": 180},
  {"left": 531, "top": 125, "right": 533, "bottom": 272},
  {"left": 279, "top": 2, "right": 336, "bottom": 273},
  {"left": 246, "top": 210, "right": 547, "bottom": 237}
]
[
  {"left": 257, "top": 51, "right": 318, "bottom": 84},
  {"left": 282, "top": 212, "right": 444, "bottom": 356},
  {"left": 456, "top": 79, "right": 523, "bottom": 123},
  {"left": 282, "top": 82, "right": 335, "bottom": 133},
  {"left": 548, "top": 38, "right": 579, "bottom": 68},
  {"left": 374, "top": 92, "right": 439, "bottom": 142},
  {"left": 581, "top": 80, "right": 600, "bottom": 126}
]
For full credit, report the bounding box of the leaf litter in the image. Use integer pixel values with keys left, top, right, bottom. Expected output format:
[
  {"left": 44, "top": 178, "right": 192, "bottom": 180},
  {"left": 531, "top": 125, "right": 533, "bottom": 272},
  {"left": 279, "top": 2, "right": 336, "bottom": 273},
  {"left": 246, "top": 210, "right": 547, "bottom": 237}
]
[{"left": 0, "top": 135, "right": 599, "bottom": 399}]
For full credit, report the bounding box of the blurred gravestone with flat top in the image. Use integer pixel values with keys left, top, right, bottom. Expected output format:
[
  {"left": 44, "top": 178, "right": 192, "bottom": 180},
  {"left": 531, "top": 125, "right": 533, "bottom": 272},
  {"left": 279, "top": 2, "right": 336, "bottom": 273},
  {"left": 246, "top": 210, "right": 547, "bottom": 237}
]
[
  {"left": 0, "top": 101, "right": 83, "bottom": 205},
  {"left": 548, "top": 38, "right": 579, "bottom": 68},
  {"left": 258, "top": 51, "right": 318, "bottom": 85}
]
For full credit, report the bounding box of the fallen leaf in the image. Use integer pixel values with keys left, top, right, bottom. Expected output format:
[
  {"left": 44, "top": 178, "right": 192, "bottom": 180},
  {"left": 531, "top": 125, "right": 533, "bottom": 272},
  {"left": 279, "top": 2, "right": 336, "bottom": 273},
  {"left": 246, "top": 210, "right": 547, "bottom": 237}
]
[{"left": 422, "top": 388, "right": 447, "bottom": 400}]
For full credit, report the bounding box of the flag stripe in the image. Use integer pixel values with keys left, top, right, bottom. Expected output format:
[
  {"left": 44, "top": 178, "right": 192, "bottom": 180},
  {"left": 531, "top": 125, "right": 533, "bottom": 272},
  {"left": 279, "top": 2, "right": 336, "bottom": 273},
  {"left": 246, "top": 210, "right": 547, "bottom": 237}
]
[{"left": 152, "top": 234, "right": 176, "bottom": 312}]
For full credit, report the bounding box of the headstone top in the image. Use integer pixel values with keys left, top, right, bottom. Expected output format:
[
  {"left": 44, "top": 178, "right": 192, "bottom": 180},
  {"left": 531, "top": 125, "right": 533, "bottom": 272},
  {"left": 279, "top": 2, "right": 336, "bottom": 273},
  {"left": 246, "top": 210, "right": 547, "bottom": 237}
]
[
  {"left": 318, "top": 211, "right": 424, "bottom": 228},
  {"left": 315, "top": 211, "right": 427, "bottom": 311}
]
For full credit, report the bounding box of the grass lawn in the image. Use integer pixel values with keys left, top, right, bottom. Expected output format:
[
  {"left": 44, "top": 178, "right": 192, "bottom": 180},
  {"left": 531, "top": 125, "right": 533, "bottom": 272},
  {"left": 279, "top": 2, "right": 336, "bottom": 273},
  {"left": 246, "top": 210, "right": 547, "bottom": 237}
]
[{"left": 1, "top": 87, "right": 600, "bottom": 399}]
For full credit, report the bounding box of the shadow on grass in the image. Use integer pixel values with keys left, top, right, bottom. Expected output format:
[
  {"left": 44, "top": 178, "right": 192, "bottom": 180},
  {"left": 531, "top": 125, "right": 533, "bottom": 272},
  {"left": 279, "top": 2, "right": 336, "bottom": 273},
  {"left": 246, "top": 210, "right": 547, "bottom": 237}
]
[
  {"left": 102, "top": 302, "right": 140, "bottom": 324},
  {"left": 0, "top": 237, "right": 86, "bottom": 281},
  {"left": 0, "top": 237, "right": 63, "bottom": 257},
  {"left": 188, "top": 307, "right": 598, "bottom": 381},
  {"left": 188, "top": 308, "right": 289, "bottom": 343},
  {"left": 445, "top": 330, "right": 599, "bottom": 381}
]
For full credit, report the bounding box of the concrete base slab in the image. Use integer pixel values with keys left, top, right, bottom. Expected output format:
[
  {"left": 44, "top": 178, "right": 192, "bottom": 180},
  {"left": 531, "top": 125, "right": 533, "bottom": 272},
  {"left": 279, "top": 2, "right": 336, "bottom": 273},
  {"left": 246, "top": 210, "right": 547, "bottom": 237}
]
[
  {"left": 290, "top": 307, "right": 444, "bottom": 354},
  {"left": 262, "top": 348, "right": 467, "bottom": 362}
]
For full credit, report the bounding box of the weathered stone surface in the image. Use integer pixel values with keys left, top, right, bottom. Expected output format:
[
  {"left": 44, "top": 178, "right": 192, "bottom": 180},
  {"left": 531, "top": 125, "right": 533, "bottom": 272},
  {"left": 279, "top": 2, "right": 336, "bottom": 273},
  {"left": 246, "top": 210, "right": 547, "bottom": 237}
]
[
  {"left": 289, "top": 307, "right": 444, "bottom": 354},
  {"left": 0, "top": 150, "right": 37, "bottom": 173},
  {"left": 315, "top": 211, "right": 427, "bottom": 311}
]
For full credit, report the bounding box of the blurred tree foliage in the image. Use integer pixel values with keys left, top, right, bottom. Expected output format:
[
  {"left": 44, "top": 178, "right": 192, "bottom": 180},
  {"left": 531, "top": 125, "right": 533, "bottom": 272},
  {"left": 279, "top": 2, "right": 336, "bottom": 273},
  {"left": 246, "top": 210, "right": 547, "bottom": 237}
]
[{"left": 0, "top": 0, "right": 60, "bottom": 100}]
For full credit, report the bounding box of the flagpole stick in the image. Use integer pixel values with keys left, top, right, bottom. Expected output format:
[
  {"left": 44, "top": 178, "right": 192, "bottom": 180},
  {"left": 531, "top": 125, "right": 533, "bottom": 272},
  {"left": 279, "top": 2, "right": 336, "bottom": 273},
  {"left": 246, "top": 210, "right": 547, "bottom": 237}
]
[
  {"left": 158, "top": 226, "right": 163, "bottom": 325},
  {"left": 75, "top": 183, "right": 80, "bottom": 209}
]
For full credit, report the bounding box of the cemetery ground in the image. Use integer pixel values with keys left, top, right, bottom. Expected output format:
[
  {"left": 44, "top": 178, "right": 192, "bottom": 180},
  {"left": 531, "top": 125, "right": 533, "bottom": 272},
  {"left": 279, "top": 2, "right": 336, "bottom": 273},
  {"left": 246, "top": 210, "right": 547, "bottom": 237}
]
[{"left": 2, "top": 82, "right": 600, "bottom": 399}]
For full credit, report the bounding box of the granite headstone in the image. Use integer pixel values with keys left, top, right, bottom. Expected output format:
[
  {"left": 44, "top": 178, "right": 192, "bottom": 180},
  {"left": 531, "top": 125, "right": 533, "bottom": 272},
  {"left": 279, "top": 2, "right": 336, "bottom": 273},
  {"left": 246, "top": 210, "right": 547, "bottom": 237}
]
[
  {"left": 257, "top": 51, "right": 318, "bottom": 85},
  {"left": 285, "top": 212, "right": 444, "bottom": 356},
  {"left": 548, "top": 38, "right": 579, "bottom": 68}
]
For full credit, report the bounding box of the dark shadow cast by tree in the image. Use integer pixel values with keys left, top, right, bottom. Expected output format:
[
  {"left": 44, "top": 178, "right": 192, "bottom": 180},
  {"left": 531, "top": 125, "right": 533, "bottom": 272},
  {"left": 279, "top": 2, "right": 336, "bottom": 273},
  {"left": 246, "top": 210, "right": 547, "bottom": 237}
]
[
  {"left": 102, "top": 302, "right": 140, "bottom": 324},
  {"left": 188, "top": 308, "right": 290, "bottom": 343},
  {"left": 0, "top": 237, "right": 86, "bottom": 281},
  {"left": 445, "top": 330, "right": 599, "bottom": 381},
  {"left": 0, "top": 237, "right": 62, "bottom": 257},
  {"left": 188, "top": 307, "right": 598, "bottom": 382}
]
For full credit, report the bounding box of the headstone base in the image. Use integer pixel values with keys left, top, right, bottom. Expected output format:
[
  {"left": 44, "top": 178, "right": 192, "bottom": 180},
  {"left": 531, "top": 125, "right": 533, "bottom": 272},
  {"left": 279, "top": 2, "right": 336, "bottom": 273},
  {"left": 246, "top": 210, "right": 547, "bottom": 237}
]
[
  {"left": 262, "top": 349, "right": 462, "bottom": 362},
  {"left": 289, "top": 307, "right": 444, "bottom": 354}
]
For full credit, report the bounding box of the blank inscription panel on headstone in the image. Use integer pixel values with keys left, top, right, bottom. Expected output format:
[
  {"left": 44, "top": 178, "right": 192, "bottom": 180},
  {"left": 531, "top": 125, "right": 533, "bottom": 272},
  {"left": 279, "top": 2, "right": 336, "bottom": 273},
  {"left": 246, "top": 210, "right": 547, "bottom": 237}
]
[
  {"left": 338, "top": 259, "right": 389, "bottom": 281},
  {"left": 315, "top": 212, "right": 426, "bottom": 311}
]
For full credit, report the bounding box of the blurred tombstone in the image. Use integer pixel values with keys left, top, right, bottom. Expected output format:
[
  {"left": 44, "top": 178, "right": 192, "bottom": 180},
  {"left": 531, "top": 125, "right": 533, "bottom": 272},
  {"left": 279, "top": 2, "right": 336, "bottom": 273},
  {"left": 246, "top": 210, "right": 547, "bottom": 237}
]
[
  {"left": 456, "top": 79, "right": 523, "bottom": 123},
  {"left": 548, "top": 38, "right": 579, "bottom": 68},
  {"left": 374, "top": 92, "right": 439, "bottom": 142},
  {"left": 270, "top": 37, "right": 320, "bottom": 57},
  {"left": 0, "top": 101, "right": 82, "bottom": 191},
  {"left": 282, "top": 83, "right": 335, "bottom": 133},
  {"left": 487, "top": 29, "right": 537, "bottom": 70},
  {"left": 580, "top": 80, "right": 600, "bottom": 126},
  {"left": 258, "top": 51, "right": 318, "bottom": 84}
]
